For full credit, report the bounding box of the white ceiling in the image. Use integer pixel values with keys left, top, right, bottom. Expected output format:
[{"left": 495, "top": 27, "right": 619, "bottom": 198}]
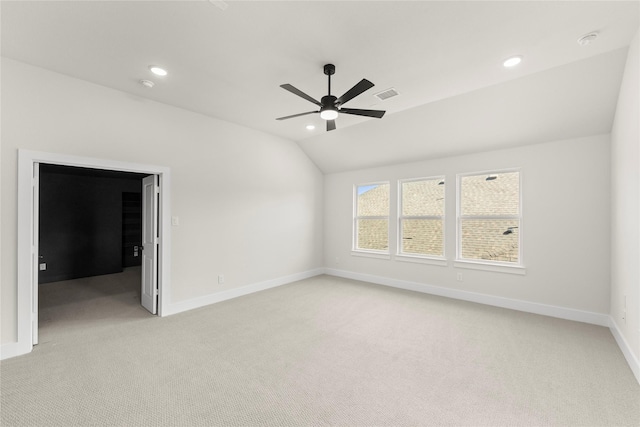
[{"left": 2, "top": 1, "right": 638, "bottom": 173}]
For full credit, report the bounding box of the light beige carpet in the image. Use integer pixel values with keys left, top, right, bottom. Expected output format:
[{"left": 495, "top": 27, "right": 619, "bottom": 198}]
[{"left": 1, "top": 271, "right": 639, "bottom": 426}]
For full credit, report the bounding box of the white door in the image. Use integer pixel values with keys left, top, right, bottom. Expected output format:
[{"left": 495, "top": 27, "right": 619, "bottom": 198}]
[{"left": 141, "top": 175, "right": 158, "bottom": 314}]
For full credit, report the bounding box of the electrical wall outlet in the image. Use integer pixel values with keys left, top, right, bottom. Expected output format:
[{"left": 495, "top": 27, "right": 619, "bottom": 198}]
[
  {"left": 39, "top": 263, "right": 47, "bottom": 271},
  {"left": 218, "top": 274, "right": 225, "bottom": 285},
  {"left": 456, "top": 272, "right": 463, "bottom": 282}
]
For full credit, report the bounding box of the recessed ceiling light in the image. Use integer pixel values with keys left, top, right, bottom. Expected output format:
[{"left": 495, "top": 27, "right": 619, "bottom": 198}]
[
  {"left": 503, "top": 56, "right": 522, "bottom": 68},
  {"left": 306, "top": 124, "right": 315, "bottom": 130},
  {"left": 140, "top": 79, "right": 155, "bottom": 88},
  {"left": 149, "top": 66, "right": 168, "bottom": 76}
]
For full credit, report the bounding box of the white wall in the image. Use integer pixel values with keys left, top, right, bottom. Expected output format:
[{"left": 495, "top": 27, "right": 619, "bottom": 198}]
[
  {"left": 1, "top": 59, "right": 324, "bottom": 344},
  {"left": 324, "top": 135, "right": 611, "bottom": 316},
  {"left": 611, "top": 30, "right": 639, "bottom": 365}
]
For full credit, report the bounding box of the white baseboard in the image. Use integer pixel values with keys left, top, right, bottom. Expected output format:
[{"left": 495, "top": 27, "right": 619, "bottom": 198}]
[
  {"left": 324, "top": 268, "right": 610, "bottom": 327},
  {"left": 608, "top": 317, "right": 640, "bottom": 384},
  {"left": 164, "top": 268, "right": 325, "bottom": 316}
]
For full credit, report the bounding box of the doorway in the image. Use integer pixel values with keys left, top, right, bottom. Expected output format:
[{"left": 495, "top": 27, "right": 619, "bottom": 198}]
[
  {"left": 37, "top": 164, "right": 150, "bottom": 340},
  {"left": 16, "top": 150, "right": 171, "bottom": 357}
]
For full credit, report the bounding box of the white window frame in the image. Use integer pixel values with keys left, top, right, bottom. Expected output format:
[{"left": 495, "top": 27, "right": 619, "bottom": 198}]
[
  {"left": 397, "top": 176, "right": 447, "bottom": 265},
  {"left": 455, "top": 169, "right": 525, "bottom": 274},
  {"left": 352, "top": 181, "right": 391, "bottom": 258}
]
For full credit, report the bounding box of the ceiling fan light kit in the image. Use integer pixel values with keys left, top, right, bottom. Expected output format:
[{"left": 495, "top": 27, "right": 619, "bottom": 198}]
[
  {"left": 320, "top": 105, "right": 338, "bottom": 120},
  {"left": 276, "top": 63, "right": 386, "bottom": 131}
]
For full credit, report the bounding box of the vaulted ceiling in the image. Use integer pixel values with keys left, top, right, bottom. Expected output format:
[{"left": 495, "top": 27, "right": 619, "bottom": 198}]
[{"left": 2, "top": 1, "right": 638, "bottom": 172}]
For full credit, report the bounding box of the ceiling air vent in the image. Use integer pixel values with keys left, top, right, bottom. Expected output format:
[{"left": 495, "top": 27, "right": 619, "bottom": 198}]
[{"left": 373, "top": 88, "right": 399, "bottom": 101}]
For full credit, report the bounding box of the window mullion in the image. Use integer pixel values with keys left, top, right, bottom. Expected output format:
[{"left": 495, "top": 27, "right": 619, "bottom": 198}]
[
  {"left": 460, "top": 215, "right": 520, "bottom": 220},
  {"left": 400, "top": 215, "right": 443, "bottom": 220}
]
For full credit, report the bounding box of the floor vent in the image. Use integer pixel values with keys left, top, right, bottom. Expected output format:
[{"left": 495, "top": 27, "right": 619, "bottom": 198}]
[{"left": 373, "top": 88, "right": 399, "bottom": 101}]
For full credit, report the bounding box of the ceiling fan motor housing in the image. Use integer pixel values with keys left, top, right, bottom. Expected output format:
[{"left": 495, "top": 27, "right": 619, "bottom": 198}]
[
  {"left": 321, "top": 95, "right": 337, "bottom": 108},
  {"left": 320, "top": 95, "right": 338, "bottom": 120}
]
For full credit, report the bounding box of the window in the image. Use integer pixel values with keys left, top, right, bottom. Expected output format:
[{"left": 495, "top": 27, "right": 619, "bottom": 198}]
[
  {"left": 457, "top": 171, "right": 521, "bottom": 266},
  {"left": 398, "top": 177, "right": 445, "bottom": 258},
  {"left": 354, "top": 182, "right": 390, "bottom": 253}
]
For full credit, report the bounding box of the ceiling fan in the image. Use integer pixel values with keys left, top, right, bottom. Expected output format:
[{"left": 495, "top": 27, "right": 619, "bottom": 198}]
[{"left": 276, "top": 64, "right": 386, "bottom": 132}]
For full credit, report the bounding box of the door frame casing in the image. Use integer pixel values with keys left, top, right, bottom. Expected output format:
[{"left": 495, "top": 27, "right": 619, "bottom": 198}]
[{"left": 15, "top": 149, "right": 171, "bottom": 357}]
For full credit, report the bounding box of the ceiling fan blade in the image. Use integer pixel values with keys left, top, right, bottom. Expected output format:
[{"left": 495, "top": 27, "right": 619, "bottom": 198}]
[
  {"left": 276, "top": 111, "right": 318, "bottom": 121},
  {"left": 336, "top": 79, "right": 374, "bottom": 106},
  {"left": 327, "top": 120, "right": 336, "bottom": 131},
  {"left": 280, "top": 84, "right": 322, "bottom": 107},
  {"left": 339, "top": 108, "right": 386, "bottom": 119}
]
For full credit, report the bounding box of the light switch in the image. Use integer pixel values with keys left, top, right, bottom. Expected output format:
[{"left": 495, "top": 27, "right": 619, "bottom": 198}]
[{"left": 171, "top": 216, "right": 179, "bottom": 226}]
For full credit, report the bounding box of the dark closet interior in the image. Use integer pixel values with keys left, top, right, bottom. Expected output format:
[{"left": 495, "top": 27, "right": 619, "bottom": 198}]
[
  {"left": 38, "top": 164, "right": 148, "bottom": 284},
  {"left": 122, "top": 192, "right": 142, "bottom": 268}
]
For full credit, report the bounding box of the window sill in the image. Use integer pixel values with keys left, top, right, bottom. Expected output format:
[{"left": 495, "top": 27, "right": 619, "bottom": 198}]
[
  {"left": 351, "top": 250, "right": 391, "bottom": 260},
  {"left": 396, "top": 254, "right": 448, "bottom": 267},
  {"left": 454, "top": 260, "right": 526, "bottom": 275}
]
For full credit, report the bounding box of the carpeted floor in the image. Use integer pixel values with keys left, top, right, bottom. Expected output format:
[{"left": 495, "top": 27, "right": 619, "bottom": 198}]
[{"left": 1, "top": 271, "right": 639, "bottom": 426}]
